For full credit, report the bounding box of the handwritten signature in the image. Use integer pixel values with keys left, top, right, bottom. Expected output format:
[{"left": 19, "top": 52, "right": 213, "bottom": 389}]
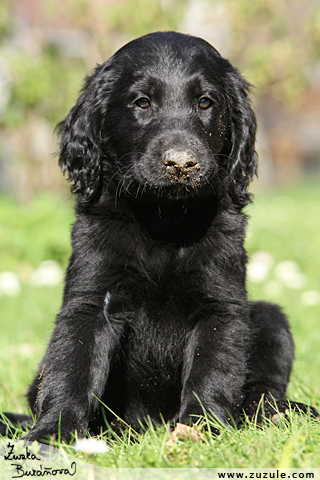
[
  {"left": 4, "top": 442, "right": 41, "bottom": 462},
  {"left": 10, "top": 462, "right": 76, "bottom": 478},
  {"left": 3, "top": 442, "right": 77, "bottom": 478}
]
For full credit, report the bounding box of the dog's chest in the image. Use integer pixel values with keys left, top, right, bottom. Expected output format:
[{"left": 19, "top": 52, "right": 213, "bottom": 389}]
[
  {"left": 131, "top": 245, "right": 210, "bottom": 308},
  {"left": 121, "top": 311, "right": 186, "bottom": 412},
  {"left": 106, "top": 247, "right": 210, "bottom": 390}
]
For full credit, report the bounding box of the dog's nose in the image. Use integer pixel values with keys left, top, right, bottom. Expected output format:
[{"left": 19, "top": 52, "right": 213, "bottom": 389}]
[{"left": 163, "top": 149, "right": 199, "bottom": 176}]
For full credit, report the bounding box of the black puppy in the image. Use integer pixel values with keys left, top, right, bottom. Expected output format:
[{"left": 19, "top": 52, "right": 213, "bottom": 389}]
[{"left": 1, "top": 31, "right": 318, "bottom": 443}]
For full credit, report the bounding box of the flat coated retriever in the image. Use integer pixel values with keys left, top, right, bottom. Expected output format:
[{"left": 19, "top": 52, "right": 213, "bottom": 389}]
[{"left": 1, "top": 31, "right": 318, "bottom": 443}]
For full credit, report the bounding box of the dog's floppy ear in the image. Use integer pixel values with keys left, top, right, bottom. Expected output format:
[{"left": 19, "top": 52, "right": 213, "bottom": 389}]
[
  {"left": 225, "top": 71, "right": 258, "bottom": 205},
  {"left": 56, "top": 62, "right": 112, "bottom": 202}
]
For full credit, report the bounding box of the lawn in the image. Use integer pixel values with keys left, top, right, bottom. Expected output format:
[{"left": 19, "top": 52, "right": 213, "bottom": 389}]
[{"left": 0, "top": 184, "right": 320, "bottom": 472}]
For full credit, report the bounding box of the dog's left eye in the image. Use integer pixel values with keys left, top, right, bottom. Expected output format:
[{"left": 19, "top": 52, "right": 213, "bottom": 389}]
[
  {"left": 198, "top": 97, "right": 212, "bottom": 110},
  {"left": 135, "top": 98, "right": 151, "bottom": 109}
]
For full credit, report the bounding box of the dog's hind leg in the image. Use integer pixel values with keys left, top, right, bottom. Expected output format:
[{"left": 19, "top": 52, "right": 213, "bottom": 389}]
[
  {"left": 0, "top": 413, "right": 33, "bottom": 437},
  {"left": 0, "top": 365, "right": 42, "bottom": 438},
  {"left": 242, "top": 301, "right": 319, "bottom": 423}
]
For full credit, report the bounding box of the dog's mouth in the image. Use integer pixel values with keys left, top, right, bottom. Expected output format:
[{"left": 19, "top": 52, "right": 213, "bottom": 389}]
[
  {"left": 137, "top": 149, "right": 219, "bottom": 199},
  {"left": 113, "top": 166, "right": 220, "bottom": 202},
  {"left": 135, "top": 172, "right": 219, "bottom": 202},
  {"left": 159, "top": 176, "right": 210, "bottom": 199},
  {"left": 148, "top": 159, "right": 219, "bottom": 200},
  {"left": 107, "top": 146, "right": 222, "bottom": 201}
]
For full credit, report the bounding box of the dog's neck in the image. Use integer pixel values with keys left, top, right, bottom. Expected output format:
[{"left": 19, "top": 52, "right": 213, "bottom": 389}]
[{"left": 129, "top": 194, "right": 224, "bottom": 247}]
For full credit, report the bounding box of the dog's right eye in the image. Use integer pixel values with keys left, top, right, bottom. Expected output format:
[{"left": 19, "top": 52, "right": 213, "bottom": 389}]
[
  {"left": 198, "top": 97, "right": 213, "bottom": 110},
  {"left": 135, "top": 98, "right": 150, "bottom": 109}
]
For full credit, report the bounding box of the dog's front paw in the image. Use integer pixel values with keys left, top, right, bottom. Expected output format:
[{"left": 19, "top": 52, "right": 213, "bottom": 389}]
[{"left": 21, "top": 417, "right": 86, "bottom": 444}]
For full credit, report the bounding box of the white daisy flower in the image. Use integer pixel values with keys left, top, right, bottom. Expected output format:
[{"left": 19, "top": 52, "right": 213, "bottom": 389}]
[
  {"left": 247, "top": 251, "right": 274, "bottom": 283},
  {"left": 74, "top": 437, "right": 109, "bottom": 455},
  {"left": 301, "top": 290, "right": 320, "bottom": 306},
  {"left": 275, "top": 261, "right": 307, "bottom": 289},
  {"left": 0, "top": 272, "right": 21, "bottom": 297},
  {"left": 30, "top": 260, "right": 63, "bottom": 287}
]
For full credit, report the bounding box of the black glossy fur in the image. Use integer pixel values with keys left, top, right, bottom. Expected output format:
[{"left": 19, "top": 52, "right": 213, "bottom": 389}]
[{"left": 1, "top": 32, "right": 318, "bottom": 443}]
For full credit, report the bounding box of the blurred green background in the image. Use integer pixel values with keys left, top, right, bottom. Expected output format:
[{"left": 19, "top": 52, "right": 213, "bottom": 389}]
[{"left": 0, "top": 0, "right": 319, "bottom": 431}]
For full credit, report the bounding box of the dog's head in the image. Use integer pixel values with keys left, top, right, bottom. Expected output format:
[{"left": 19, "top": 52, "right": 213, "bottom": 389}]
[{"left": 57, "top": 31, "right": 257, "bottom": 206}]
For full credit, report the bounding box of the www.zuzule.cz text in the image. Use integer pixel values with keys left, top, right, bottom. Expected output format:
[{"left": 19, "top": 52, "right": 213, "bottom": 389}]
[{"left": 218, "top": 472, "right": 314, "bottom": 479}]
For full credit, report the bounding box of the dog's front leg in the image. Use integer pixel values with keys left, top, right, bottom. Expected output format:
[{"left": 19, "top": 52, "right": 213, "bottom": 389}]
[
  {"left": 24, "top": 300, "right": 124, "bottom": 443},
  {"left": 22, "top": 212, "right": 128, "bottom": 443},
  {"left": 179, "top": 314, "right": 250, "bottom": 430},
  {"left": 23, "top": 298, "right": 123, "bottom": 443}
]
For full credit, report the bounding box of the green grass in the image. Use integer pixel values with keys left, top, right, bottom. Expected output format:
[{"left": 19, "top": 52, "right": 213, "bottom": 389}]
[{"left": 0, "top": 184, "right": 320, "bottom": 470}]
